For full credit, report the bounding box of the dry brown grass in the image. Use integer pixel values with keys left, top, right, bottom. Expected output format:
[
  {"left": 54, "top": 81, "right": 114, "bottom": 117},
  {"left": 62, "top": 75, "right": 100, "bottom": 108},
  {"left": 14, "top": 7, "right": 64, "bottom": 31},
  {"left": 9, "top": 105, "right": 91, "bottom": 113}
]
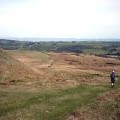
[
  {"left": 0, "top": 50, "right": 120, "bottom": 88},
  {"left": 0, "top": 50, "right": 41, "bottom": 86},
  {"left": 0, "top": 50, "right": 120, "bottom": 120}
]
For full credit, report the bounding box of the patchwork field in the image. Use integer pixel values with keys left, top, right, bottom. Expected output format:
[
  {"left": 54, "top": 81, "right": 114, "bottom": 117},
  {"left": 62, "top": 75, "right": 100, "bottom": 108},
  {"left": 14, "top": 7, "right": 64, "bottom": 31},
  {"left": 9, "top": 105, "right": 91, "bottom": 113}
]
[{"left": 0, "top": 50, "right": 120, "bottom": 120}]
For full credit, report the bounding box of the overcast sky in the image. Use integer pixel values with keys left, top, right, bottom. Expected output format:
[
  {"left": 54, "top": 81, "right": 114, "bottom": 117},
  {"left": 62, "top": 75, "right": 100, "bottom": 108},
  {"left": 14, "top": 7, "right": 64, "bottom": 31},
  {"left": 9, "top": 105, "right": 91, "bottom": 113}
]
[{"left": 0, "top": 0, "right": 120, "bottom": 39}]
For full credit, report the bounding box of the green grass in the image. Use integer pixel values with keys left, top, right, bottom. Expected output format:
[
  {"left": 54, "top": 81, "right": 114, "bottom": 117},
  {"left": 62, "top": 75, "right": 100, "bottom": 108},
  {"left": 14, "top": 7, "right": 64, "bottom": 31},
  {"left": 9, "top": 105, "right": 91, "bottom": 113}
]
[
  {"left": 83, "top": 48, "right": 107, "bottom": 54},
  {"left": 0, "top": 84, "right": 113, "bottom": 120}
]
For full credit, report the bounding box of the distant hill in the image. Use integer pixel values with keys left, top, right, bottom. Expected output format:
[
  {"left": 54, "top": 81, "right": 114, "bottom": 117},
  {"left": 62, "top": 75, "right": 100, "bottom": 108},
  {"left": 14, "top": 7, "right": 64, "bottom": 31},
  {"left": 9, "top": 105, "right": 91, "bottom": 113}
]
[
  {"left": 0, "top": 39, "right": 120, "bottom": 55},
  {"left": 0, "top": 39, "right": 29, "bottom": 50}
]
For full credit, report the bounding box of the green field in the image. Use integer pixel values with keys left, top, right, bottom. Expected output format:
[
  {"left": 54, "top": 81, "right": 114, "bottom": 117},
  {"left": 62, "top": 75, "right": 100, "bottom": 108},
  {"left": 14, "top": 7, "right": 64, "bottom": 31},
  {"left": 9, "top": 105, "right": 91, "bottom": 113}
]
[{"left": 0, "top": 79, "right": 120, "bottom": 120}]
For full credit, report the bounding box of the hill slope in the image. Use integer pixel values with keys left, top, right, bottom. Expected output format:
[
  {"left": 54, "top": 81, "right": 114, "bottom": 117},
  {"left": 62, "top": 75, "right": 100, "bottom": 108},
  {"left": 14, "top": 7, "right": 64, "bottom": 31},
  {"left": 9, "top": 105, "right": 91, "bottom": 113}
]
[{"left": 0, "top": 49, "right": 39, "bottom": 85}]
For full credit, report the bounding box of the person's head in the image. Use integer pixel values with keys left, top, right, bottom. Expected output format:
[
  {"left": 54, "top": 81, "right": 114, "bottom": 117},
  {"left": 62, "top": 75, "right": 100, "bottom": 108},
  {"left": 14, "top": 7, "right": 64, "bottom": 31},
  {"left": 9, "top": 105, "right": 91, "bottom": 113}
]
[{"left": 112, "top": 70, "right": 115, "bottom": 73}]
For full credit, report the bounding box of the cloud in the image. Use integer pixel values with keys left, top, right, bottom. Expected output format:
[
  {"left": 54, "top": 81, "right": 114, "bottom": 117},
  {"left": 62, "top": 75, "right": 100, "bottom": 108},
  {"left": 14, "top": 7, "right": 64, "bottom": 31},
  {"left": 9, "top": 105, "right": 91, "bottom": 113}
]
[{"left": 0, "top": 0, "right": 120, "bottom": 38}]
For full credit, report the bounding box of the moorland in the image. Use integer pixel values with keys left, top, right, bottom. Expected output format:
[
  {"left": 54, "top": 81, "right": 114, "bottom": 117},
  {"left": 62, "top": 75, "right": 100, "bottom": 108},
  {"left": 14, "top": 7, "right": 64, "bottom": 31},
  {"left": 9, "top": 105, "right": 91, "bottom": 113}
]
[{"left": 0, "top": 39, "right": 120, "bottom": 120}]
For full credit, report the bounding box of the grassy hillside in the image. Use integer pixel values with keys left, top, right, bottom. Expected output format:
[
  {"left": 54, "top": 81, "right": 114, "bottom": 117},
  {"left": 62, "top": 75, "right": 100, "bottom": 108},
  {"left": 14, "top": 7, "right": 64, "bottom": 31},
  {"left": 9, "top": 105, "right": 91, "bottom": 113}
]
[
  {"left": 0, "top": 50, "right": 120, "bottom": 120},
  {"left": 0, "top": 49, "right": 40, "bottom": 85},
  {"left": 0, "top": 79, "right": 120, "bottom": 120}
]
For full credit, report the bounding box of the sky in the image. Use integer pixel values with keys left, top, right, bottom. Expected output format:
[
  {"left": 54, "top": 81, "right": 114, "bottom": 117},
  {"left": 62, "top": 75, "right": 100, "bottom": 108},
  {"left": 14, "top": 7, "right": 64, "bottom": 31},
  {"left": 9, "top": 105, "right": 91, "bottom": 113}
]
[{"left": 0, "top": 0, "right": 120, "bottom": 39}]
